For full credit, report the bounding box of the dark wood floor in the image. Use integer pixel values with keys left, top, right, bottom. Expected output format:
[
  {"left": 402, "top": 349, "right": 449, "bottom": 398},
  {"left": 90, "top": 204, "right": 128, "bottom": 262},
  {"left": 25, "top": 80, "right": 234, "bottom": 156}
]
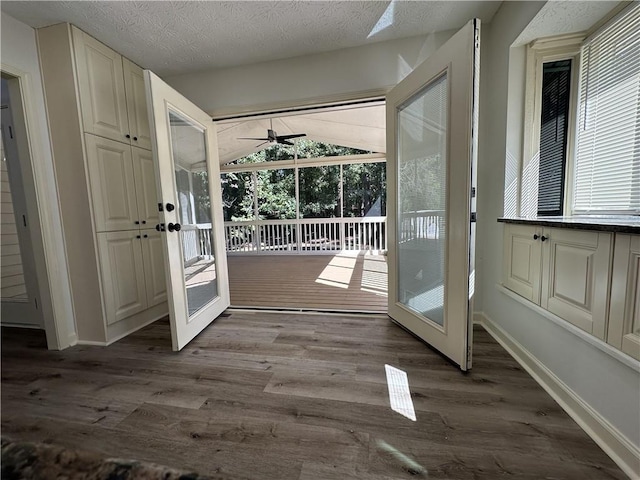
[{"left": 1, "top": 312, "right": 625, "bottom": 479}]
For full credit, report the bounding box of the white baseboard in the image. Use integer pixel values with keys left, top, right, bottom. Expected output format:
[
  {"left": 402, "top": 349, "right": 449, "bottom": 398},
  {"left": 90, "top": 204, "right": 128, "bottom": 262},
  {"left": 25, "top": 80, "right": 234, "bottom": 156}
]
[
  {"left": 75, "top": 339, "right": 108, "bottom": 346},
  {"left": 475, "top": 312, "right": 640, "bottom": 480}
]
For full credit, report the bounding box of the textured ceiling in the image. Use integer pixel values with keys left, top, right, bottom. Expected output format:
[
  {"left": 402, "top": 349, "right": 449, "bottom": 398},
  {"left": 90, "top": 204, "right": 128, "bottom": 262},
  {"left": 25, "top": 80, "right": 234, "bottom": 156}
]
[{"left": 1, "top": 1, "right": 501, "bottom": 75}]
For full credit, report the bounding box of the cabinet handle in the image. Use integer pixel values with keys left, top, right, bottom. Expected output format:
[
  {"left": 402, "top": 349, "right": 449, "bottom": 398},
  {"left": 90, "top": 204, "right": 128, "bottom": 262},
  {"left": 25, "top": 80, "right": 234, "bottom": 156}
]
[
  {"left": 126, "top": 134, "right": 131, "bottom": 139},
  {"left": 533, "top": 234, "right": 539, "bottom": 240},
  {"left": 541, "top": 235, "right": 548, "bottom": 242}
]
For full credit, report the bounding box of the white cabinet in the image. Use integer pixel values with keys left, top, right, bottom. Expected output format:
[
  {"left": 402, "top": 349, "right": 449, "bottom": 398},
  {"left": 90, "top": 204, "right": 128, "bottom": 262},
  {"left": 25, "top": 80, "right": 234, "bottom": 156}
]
[
  {"left": 98, "top": 230, "right": 167, "bottom": 324},
  {"left": 141, "top": 229, "right": 168, "bottom": 307},
  {"left": 132, "top": 146, "right": 161, "bottom": 227},
  {"left": 503, "top": 224, "right": 542, "bottom": 303},
  {"left": 98, "top": 231, "right": 147, "bottom": 324},
  {"left": 74, "top": 28, "right": 151, "bottom": 149},
  {"left": 38, "top": 23, "right": 167, "bottom": 344},
  {"left": 85, "top": 136, "right": 160, "bottom": 232},
  {"left": 502, "top": 223, "right": 612, "bottom": 339},
  {"left": 123, "top": 59, "right": 152, "bottom": 150},
  {"left": 85, "top": 134, "right": 139, "bottom": 232},
  {"left": 541, "top": 228, "right": 611, "bottom": 339},
  {"left": 73, "top": 28, "right": 130, "bottom": 143},
  {"left": 608, "top": 235, "right": 640, "bottom": 360}
]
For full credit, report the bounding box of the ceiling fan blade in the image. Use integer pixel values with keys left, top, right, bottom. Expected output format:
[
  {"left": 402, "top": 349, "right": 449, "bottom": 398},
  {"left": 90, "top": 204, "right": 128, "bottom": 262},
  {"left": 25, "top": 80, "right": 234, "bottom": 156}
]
[
  {"left": 255, "top": 141, "right": 270, "bottom": 148},
  {"left": 276, "top": 133, "right": 306, "bottom": 140},
  {"left": 278, "top": 139, "right": 295, "bottom": 146},
  {"left": 238, "top": 137, "right": 270, "bottom": 141}
]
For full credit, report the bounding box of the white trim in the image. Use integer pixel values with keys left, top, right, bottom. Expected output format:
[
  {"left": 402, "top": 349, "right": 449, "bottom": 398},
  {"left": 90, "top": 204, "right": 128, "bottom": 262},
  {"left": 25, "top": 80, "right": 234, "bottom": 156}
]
[
  {"left": 220, "top": 153, "right": 386, "bottom": 173},
  {"left": 496, "top": 283, "right": 640, "bottom": 370},
  {"left": 475, "top": 311, "right": 640, "bottom": 480},
  {"left": 211, "top": 89, "right": 388, "bottom": 121},
  {"left": 1, "top": 63, "right": 76, "bottom": 350},
  {"left": 227, "top": 307, "right": 388, "bottom": 319}
]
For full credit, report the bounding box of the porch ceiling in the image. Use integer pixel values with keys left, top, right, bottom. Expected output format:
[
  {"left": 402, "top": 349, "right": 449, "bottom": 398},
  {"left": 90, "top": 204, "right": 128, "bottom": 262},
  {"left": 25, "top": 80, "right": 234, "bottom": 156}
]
[{"left": 215, "top": 104, "right": 386, "bottom": 165}]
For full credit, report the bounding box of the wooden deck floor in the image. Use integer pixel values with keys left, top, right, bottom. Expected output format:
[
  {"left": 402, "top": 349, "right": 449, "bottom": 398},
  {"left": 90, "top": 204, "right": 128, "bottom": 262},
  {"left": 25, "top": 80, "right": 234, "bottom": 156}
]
[
  {"left": 1, "top": 314, "right": 625, "bottom": 479},
  {"left": 228, "top": 252, "right": 387, "bottom": 312}
]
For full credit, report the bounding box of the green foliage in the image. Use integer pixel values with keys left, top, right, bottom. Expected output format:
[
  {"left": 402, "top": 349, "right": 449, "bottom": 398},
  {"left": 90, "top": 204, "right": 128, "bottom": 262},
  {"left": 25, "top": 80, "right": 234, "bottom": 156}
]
[{"left": 221, "top": 140, "right": 386, "bottom": 221}]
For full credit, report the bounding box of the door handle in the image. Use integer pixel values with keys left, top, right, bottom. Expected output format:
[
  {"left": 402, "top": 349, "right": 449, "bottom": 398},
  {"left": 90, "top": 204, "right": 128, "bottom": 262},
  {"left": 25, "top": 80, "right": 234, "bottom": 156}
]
[
  {"left": 165, "top": 203, "right": 175, "bottom": 212},
  {"left": 167, "top": 222, "right": 181, "bottom": 232},
  {"left": 155, "top": 223, "right": 165, "bottom": 232}
]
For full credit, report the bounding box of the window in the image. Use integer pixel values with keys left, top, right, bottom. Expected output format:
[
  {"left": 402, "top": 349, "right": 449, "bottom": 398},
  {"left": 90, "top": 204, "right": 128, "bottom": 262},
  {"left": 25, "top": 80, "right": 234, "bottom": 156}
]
[
  {"left": 573, "top": 5, "right": 640, "bottom": 214},
  {"left": 524, "top": 3, "right": 640, "bottom": 217}
]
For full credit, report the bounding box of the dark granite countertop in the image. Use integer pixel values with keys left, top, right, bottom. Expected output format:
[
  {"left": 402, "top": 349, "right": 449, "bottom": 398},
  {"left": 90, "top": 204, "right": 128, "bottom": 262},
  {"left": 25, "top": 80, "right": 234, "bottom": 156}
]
[{"left": 497, "top": 216, "right": 640, "bottom": 234}]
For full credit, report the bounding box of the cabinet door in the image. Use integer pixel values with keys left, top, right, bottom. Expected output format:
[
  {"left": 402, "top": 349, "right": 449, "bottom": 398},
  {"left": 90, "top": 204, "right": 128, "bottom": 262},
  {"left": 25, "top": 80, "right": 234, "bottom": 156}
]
[
  {"left": 123, "top": 58, "right": 152, "bottom": 150},
  {"left": 541, "top": 228, "right": 612, "bottom": 339},
  {"left": 73, "top": 28, "right": 130, "bottom": 143},
  {"left": 503, "top": 224, "right": 543, "bottom": 303},
  {"left": 132, "top": 146, "right": 160, "bottom": 227},
  {"left": 141, "top": 229, "right": 167, "bottom": 307},
  {"left": 85, "top": 134, "right": 139, "bottom": 232},
  {"left": 608, "top": 234, "right": 640, "bottom": 360},
  {"left": 97, "top": 231, "right": 147, "bottom": 324}
]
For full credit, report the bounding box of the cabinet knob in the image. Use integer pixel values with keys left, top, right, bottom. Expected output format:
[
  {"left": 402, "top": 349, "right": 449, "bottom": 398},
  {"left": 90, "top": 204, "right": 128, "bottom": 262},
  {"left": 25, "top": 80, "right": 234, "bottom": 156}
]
[
  {"left": 142, "top": 220, "right": 146, "bottom": 224},
  {"left": 533, "top": 234, "right": 539, "bottom": 240},
  {"left": 136, "top": 235, "right": 141, "bottom": 239},
  {"left": 541, "top": 235, "right": 548, "bottom": 242},
  {"left": 135, "top": 220, "right": 140, "bottom": 225},
  {"left": 143, "top": 234, "right": 148, "bottom": 238},
  {"left": 133, "top": 136, "right": 138, "bottom": 141},
  {"left": 126, "top": 134, "right": 131, "bottom": 139}
]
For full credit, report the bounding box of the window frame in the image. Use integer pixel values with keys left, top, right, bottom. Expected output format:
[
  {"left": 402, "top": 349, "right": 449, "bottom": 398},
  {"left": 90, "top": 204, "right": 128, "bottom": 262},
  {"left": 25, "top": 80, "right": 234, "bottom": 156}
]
[{"left": 521, "top": 34, "right": 583, "bottom": 218}]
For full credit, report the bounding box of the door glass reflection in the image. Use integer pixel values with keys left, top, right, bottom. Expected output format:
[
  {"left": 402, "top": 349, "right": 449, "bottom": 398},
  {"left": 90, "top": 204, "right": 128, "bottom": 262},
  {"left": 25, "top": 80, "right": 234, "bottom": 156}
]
[
  {"left": 169, "top": 110, "right": 217, "bottom": 318},
  {"left": 396, "top": 74, "right": 447, "bottom": 326}
]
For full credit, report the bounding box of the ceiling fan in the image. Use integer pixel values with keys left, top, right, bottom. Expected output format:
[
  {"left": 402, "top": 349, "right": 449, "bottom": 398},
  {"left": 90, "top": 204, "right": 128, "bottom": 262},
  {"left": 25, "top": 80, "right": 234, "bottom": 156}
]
[{"left": 238, "top": 119, "right": 306, "bottom": 147}]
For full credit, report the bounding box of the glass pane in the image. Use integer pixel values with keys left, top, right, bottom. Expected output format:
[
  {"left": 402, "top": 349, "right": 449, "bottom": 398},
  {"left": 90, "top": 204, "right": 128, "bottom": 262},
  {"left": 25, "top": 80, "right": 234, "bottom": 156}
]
[
  {"left": 169, "top": 110, "right": 218, "bottom": 318},
  {"left": 397, "top": 74, "right": 447, "bottom": 326},
  {"left": 342, "top": 161, "right": 387, "bottom": 217},
  {"left": 298, "top": 165, "right": 340, "bottom": 218},
  {"left": 221, "top": 172, "right": 255, "bottom": 221},
  {"left": 256, "top": 168, "right": 296, "bottom": 220}
]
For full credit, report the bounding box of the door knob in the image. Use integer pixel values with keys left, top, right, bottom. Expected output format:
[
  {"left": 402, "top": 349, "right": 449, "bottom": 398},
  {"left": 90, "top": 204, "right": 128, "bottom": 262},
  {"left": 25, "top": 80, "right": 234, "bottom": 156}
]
[
  {"left": 168, "top": 222, "right": 181, "bottom": 232},
  {"left": 165, "top": 203, "right": 175, "bottom": 212},
  {"left": 541, "top": 235, "right": 548, "bottom": 242}
]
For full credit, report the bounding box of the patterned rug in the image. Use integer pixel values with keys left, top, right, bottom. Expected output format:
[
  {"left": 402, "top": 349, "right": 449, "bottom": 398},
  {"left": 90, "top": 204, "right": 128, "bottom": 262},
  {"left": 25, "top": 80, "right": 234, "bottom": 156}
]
[{"left": 1, "top": 437, "right": 216, "bottom": 479}]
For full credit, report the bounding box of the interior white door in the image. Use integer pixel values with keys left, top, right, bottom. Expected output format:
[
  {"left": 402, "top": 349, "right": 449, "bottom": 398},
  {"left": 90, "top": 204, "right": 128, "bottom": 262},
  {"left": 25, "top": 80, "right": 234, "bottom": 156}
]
[
  {"left": 387, "top": 19, "right": 480, "bottom": 370},
  {"left": 145, "top": 71, "right": 230, "bottom": 351}
]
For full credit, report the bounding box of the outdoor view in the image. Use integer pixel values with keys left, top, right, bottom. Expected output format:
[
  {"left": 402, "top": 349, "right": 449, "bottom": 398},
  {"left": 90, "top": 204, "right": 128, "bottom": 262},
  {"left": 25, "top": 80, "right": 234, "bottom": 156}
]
[{"left": 218, "top": 140, "right": 387, "bottom": 253}]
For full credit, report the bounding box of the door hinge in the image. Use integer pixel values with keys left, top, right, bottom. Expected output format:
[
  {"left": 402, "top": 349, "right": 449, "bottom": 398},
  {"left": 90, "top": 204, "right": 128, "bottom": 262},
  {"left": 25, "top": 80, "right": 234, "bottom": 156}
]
[
  {"left": 470, "top": 212, "right": 477, "bottom": 223},
  {"left": 22, "top": 215, "right": 27, "bottom": 227},
  {"left": 158, "top": 202, "right": 164, "bottom": 212},
  {"left": 8, "top": 125, "right": 13, "bottom": 139},
  {"left": 471, "top": 187, "right": 476, "bottom": 198}
]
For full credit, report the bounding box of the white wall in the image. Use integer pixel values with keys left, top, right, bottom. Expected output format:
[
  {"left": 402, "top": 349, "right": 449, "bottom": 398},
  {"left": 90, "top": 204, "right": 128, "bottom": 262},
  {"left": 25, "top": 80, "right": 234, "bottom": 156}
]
[
  {"left": 476, "top": 1, "right": 640, "bottom": 474},
  {"left": 165, "top": 32, "right": 454, "bottom": 116},
  {"left": 0, "top": 12, "right": 76, "bottom": 347}
]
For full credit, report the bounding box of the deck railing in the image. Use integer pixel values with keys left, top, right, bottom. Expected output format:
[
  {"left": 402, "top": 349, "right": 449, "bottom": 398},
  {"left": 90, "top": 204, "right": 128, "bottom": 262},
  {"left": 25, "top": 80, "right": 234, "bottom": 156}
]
[
  {"left": 224, "top": 216, "right": 387, "bottom": 254},
  {"left": 181, "top": 210, "right": 442, "bottom": 258}
]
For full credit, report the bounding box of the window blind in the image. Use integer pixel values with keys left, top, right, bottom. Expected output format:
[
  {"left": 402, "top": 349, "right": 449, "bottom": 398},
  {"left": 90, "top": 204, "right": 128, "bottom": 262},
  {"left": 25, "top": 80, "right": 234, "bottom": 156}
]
[
  {"left": 538, "top": 60, "right": 571, "bottom": 216},
  {"left": 573, "top": 4, "right": 640, "bottom": 214}
]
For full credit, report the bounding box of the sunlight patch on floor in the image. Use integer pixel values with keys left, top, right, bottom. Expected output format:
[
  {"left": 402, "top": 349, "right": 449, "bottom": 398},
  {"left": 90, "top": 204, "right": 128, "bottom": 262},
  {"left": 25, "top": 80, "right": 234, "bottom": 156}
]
[{"left": 315, "top": 252, "right": 358, "bottom": 289}]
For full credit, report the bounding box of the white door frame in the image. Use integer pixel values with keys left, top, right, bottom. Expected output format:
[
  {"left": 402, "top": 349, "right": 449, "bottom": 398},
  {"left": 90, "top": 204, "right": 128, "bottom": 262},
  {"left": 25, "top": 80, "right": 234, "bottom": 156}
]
[{"left": 1, "top": 65, "right": 76, "bottom": 350}]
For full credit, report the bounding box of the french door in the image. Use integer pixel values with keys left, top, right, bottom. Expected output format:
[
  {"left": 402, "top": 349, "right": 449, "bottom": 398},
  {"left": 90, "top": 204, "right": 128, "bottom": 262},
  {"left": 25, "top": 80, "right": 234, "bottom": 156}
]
[
  {"left": 145, "top": 72, "right": 230, "bottom": 351},
  {"left": 387, "top": 20, "right": 479, "bottom": 370}
]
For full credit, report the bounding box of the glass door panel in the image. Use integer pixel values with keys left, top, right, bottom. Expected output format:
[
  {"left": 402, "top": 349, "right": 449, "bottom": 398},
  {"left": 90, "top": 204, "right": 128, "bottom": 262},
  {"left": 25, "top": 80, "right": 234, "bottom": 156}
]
[{"left": 397, "top": 74, "right": 447, "bottom": 327}]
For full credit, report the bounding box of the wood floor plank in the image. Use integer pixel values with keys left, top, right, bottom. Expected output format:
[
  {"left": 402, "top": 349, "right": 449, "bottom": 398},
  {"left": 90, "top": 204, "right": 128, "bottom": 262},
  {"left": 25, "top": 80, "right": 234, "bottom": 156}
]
[{"left": 0, "top": 311, "right": 626, "bottom": 479}]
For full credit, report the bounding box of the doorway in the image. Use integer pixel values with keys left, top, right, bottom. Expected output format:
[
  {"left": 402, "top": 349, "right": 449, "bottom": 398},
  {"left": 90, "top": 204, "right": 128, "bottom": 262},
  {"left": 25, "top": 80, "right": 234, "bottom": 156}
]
[
  {"left": 0, "top": 75, "right": 43, "bottom": 328},
  {"left": 214, "top": 102, "right": 389, "bottom": 313}
]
